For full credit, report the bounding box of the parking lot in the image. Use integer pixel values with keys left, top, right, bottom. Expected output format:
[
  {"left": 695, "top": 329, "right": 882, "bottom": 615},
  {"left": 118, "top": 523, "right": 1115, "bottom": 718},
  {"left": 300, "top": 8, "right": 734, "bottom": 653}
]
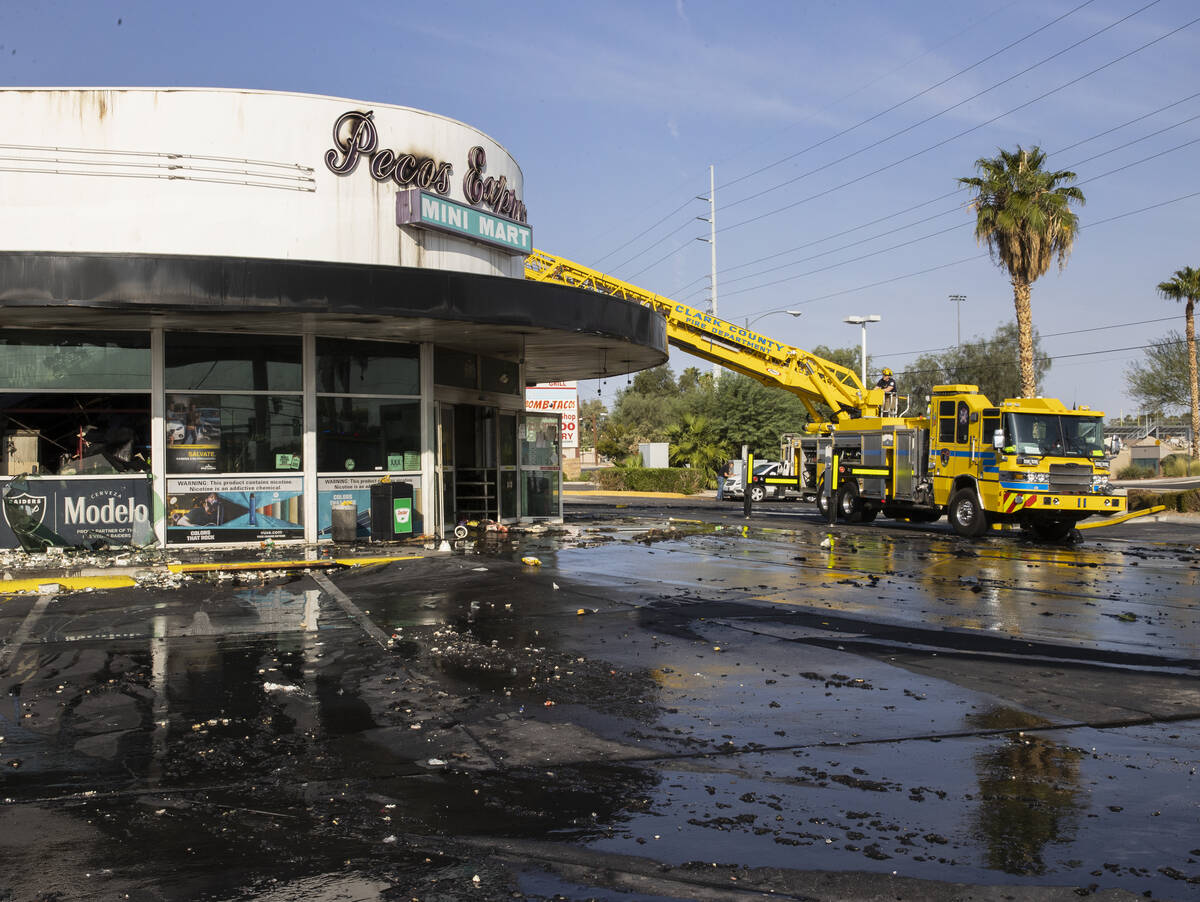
[{"left": 1, "top": 500, "right": 1198, "bottom": 900}]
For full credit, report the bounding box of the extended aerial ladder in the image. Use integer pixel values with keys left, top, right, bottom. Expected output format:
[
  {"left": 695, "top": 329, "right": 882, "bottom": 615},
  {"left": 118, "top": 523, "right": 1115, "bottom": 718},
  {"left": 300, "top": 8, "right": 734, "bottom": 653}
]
[{"left": 524, "top": 249, "right": 886, "bottom": 424}]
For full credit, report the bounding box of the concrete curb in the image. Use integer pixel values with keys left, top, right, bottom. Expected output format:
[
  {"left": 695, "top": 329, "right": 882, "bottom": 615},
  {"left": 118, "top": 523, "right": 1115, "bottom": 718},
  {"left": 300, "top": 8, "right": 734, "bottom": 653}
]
[{"left": 1, "top": 550, "right": 434, "bottom": 595}]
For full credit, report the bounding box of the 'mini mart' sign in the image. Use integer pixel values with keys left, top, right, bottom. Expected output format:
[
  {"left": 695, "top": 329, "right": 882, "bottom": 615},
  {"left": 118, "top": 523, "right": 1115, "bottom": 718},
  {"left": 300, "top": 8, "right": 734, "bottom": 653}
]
[{"left": 396, "top": 189, "right": 532, "bottom": 255}]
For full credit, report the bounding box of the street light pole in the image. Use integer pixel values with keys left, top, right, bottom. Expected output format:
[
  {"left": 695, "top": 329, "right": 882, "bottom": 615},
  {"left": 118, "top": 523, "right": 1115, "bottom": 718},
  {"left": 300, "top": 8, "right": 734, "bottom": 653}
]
[
  {"left": 843, "top": 315, "right": 881, "bottom": 386},
  {"left": 746, "top": 309, "right": 803, "bottom": 330},
  {"left": 948, "top": 294, "right": 966, "bottom": 347}
]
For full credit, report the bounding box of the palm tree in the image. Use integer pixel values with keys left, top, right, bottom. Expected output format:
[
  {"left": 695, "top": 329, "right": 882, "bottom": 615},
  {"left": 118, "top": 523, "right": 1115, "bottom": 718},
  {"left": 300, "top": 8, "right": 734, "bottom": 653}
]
[
  {"left": 1155, "top": 266, "right": 1200, "bottom": 458},
  {"left": 959, "top": 146, "right": 1084, "bottom": 397},
  {"left": 665, "top": 413, "right": 729, "bottom": 484}
]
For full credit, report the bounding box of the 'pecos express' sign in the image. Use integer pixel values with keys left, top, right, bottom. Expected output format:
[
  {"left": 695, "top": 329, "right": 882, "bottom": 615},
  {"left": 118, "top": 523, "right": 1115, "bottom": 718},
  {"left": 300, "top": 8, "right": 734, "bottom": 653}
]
[{"left": 324, "top": 110, "right": 529, "bottom": 246}]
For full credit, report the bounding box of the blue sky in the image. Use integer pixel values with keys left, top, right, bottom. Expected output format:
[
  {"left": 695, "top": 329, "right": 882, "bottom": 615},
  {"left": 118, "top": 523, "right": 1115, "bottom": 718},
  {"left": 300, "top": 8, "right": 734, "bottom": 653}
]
[{"left": 3, "top": 0, "right": 1198, "bottom": 418}]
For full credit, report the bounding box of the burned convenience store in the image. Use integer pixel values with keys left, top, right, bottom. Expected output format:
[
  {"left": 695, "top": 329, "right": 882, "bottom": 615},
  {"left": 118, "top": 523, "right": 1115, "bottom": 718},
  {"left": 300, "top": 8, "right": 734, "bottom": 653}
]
[{"left": 0, "top": 88, "right": 664, "bottom": 550}]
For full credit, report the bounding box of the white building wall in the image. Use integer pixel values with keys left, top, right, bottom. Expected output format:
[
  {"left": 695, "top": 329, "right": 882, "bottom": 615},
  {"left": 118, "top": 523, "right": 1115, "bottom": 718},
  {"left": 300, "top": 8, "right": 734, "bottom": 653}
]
[{"left": 0, "top": 88, "right": 526, "bottom": 277}]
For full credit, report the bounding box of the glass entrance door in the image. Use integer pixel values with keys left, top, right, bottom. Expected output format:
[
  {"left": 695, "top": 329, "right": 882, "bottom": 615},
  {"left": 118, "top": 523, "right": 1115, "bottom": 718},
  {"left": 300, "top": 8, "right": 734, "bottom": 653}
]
[
  {"left": 452, "top": 405, "right": 497, "bottom": 522},
  {"left": 437, "top": 404, "right": 454, "bottom": 537}
]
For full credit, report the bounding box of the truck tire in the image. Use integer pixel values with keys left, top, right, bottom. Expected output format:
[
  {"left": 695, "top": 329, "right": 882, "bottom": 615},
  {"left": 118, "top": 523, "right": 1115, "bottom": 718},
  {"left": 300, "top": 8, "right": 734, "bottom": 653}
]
[
  {"left": 948, "top": 488, "right": 988, "bottom": 537},
  {"left": 816, "top": 479, "right": 831, "bottom": 518},
  {"left": 837, "top": 482, "right": 863, "bottom": 523}
]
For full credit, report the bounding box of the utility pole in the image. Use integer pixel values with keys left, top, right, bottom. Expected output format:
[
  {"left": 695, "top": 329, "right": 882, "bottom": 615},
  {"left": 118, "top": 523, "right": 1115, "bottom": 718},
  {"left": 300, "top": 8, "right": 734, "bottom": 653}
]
[
  {"left": 948, "top": 294, "right": 966, "bottom": 347},
  {"left": 697, "top": 165, "right": 718, "bottom": 382}
]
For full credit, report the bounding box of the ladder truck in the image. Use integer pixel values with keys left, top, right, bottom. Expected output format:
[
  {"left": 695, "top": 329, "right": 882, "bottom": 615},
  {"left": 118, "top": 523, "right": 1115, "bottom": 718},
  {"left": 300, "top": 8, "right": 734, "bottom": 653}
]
[{"left": 524, "top": 250, "right": 1126, "bottom": 540}]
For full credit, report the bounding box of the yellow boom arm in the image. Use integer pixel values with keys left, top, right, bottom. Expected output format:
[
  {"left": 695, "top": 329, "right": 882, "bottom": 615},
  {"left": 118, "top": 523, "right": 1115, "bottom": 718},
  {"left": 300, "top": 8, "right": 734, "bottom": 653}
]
[{"left": 524, "top": 249, "right": 880, "bottom": 421}]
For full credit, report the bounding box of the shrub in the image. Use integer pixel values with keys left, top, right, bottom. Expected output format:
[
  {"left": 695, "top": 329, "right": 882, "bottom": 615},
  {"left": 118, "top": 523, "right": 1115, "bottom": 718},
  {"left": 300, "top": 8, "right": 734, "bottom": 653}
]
[
  {"left": 1161, "top": 454, "right": 1195, "bottom": 477},
  {"left": 1117, "top": 464, "right": 1155, "bottom": 480},
  {"left": 592, "top": 467, "right": 708, "bottom": 494},
  {"left": 1127, "top": 487, "right": 1200, "bottom": 513}
]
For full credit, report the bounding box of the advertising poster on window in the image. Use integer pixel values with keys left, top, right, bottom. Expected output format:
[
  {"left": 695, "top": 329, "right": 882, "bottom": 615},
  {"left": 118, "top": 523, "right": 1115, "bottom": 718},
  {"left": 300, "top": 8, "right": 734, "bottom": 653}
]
[
  {"left": 166, "top": 476, "right": 303, "bottom": 544},
  {"left": 525, "top": 381, "right": 577, "bottom": 448},
  {"left": 0, "top": 476, "right": 154, "bottom": 550},
  {"left": 166, "top": 394, "right": 221, "bottom": 473},
  {"left": 316, "top": 475, "right": 418, "bottom": 539}
]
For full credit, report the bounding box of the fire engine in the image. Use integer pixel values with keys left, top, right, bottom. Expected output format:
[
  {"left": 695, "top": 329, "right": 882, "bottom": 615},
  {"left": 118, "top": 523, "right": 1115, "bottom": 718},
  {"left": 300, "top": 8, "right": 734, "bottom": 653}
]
[{"left": 524, "top": 250, "right": 1125, "bottom": 539}]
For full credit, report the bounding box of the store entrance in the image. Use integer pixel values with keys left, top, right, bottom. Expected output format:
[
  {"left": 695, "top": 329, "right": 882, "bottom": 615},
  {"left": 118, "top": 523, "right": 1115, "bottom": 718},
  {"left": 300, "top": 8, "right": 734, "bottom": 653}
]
[{"left": 437, "top": 404, "right": 519, "bottom": 535}]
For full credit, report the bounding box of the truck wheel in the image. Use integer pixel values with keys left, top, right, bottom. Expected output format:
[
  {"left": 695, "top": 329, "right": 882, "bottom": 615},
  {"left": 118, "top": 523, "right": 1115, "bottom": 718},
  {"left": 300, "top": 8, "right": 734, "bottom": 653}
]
[
  {"left": 1029, "top": 518, "right": 1073, "bottom": 542},
  {"left": 837, "top": 482, "right": 863, "bottom": 523},
  {"left": 749, "top": 484, "right": 766, "bottom": 503},
  {"left": 816, "top": 479, "right": 831, "bottom": 518},
  {"left": 948, "top": 488, "right": 988, "bottom": 537}
]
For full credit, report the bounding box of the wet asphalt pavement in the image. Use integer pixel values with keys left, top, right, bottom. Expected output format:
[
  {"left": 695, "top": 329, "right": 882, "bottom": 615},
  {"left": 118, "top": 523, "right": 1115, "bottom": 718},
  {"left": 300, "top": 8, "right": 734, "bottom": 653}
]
[{"left": 1, "top": 499, "right": 1199, "bottom": 901}]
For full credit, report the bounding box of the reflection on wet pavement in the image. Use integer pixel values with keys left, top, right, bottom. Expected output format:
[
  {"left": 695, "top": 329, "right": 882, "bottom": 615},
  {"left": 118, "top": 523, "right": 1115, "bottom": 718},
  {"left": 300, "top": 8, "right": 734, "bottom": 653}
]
[{"left": 0, "top": 517, "right": 1197, "bottom": 899}]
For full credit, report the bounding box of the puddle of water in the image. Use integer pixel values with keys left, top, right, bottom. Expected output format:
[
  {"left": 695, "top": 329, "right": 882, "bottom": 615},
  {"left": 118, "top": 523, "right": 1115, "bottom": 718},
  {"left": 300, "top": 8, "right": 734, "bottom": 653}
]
[
  {"left": 582, "top": 721, "right": 1199, "bottom": 898},
  {"left": 555, "top": 534, "right": 1200, "bottom": 660}
]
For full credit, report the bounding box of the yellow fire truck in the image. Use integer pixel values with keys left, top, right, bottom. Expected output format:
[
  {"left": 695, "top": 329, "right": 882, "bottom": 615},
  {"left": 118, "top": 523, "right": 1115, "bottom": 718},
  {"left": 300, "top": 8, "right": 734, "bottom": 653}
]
[
  {"left": 524, "top": 250, "right": 1125, "bottom": 539},
  {"left": 770, "top": 389, "right": 1123, "bottom": 540}
]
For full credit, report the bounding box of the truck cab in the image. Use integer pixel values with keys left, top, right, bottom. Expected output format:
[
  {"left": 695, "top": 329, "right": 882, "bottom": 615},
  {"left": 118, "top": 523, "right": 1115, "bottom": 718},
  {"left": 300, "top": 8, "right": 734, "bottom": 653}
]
[{"left": 921, "top": 387, "right": 1124, "bottom": 538}]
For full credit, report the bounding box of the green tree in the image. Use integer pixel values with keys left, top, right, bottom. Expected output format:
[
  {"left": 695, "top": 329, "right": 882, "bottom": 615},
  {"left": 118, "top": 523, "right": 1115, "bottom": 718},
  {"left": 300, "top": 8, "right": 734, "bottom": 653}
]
[
  {"left": 710, "top": 373, "right": 813, "bottom": 458},
  {"left": 1154, "top": 267, "right": 1200, "bottom": 457},
  {"left": 900, "top": 322, "right": 1051, "bottom": 413},
  {"left": 629, "top": 363, "right": 676, "bottom": 396},
  {"left": 605, "top": 363, "right": 721, "bottom": 449},
  {"left": 810, "top": 344, "right": 864, "bottom": 379},
  {"left": 596, "top": 420, "right": 638, "bottom": 461},
  {"left": 577, "top": 398, "right": 606, "bottom": 451},
  {"left": 959, "top": 146, "right": 1084, "bottom": 397},
  {"left": 606, "top": 364, "right": 681, "bottom": 444},
  {"left": 665, "top": 413, "right": 729, "bottom": 483},
  {"left": 677, "top": 366, "right": 706, "bottom": 393},
  {"left": 1125, "top": 328, "right": 1196, "bottom": 416}
]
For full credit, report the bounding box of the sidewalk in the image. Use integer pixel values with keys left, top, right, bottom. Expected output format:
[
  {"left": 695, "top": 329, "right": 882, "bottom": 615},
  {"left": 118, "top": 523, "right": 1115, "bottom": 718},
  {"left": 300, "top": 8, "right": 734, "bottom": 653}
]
[
  {"left": 0, "top": 541, "right": 435, "bottom": 595},
  {"left": 563, "top": 481, "right": 706, "bottom": 500}
]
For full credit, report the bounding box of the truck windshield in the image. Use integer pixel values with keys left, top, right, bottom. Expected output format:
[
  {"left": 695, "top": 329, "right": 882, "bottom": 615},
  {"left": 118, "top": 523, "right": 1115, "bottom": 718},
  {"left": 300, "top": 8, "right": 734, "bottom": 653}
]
[{"left": 1004, "top": 413, "right": 1105, "bottom": 458}]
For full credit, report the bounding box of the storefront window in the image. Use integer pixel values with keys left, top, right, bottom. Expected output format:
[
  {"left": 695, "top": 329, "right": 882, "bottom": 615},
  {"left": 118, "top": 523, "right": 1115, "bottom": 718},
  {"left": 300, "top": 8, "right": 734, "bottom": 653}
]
[
  {"left": 1, "top": 392, "right": 150, "bottom": 476},
  {"left": 521, "top": 413, "right": 560, "bottom": 518},
  {"left": 164, "top": 333, "right": 303, "bottom": 475},
  {"left": 522, "top": 469, "right": 560, "bottom": 517},
  {"left": 165, "top": 333, "right": 301, "bottom": 392},
  {"left": 521, "top": 414, "right": 561, "bottom": 467},
  {"left": 434, "top": 348, "right": 477, "bottom": 389},
  {"left": 316, "top": 398, "right": 421, "bottom": 472},
  {"left": 481, "top": 357, "right": 520, "bottom": 395},
  {"left": 0, "top": 331, "right": 150, "bottom": 390},
  {"left": 165, "top": 393, "right": 301, "bottom": 474},
  {"left": 316, "top": 338, "right": 419, "bottom": 395}
]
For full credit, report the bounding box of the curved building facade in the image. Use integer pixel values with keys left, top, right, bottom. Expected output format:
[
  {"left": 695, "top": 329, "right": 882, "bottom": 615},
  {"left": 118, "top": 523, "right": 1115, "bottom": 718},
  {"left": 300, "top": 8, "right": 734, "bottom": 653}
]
[{"left": 0, "top": 88, "right": 665, "bottom": 548}]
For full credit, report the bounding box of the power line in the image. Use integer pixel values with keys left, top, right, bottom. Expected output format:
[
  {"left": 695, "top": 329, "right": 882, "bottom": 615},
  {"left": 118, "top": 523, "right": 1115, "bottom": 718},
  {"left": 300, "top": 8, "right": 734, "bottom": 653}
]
[
  {"left": 586, "top": 2, "right": 1022, "bottom": 264},
  {"left": 720, "top": 9, "right": 1200, "bottom": 236},
  {"left": 739, "top": 187, "right": 1200, "bottom": 320},
  {"left": 721, "top": 0, "right": 1161, "bottom": 214},
  {"left": 720, "top": 130, "right": 1200, "bottom": 299},
  {"left": 614, "top": 216, "right": 702, "bottom": 276},
  {"left": 672, "top": 89, "right": 1200, "bottom": 297},
  {"left": 595, "top": 8, "right": 1198, "bottom": 312},
  {"left": 593, "top": 195, "right": 700, "bottom": 268},
  {"left": 895, "top": 336, "right": 1189, "bottom": 380},
  {"left": 877, "top": 315, "right": 1181, "bottom": 365},
  {"left": 720, "top": 0, "right": 1095, "bottom": 196}
]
